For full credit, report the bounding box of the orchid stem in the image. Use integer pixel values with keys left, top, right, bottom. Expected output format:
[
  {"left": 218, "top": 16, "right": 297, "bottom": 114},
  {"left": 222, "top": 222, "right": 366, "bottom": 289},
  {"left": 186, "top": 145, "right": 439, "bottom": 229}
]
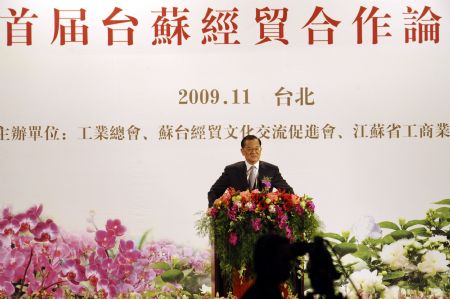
[{"left": 17, "top": 247, "right": 33, "bottom": 298}]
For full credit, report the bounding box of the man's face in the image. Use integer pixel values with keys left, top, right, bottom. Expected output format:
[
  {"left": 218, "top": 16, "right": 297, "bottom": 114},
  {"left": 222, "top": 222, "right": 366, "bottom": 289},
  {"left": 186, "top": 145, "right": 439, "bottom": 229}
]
[{"left": 241, "top": 139, "right": 261, "bottom": 165}]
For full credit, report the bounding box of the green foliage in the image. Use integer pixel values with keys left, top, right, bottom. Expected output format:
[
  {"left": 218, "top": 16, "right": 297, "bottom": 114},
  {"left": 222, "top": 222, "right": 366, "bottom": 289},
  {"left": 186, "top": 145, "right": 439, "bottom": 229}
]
[
  {"left": 389, "top": 230, "right": 414, "bottom": 240},
  {"left": 434, "top": 199, "right": 450, "bottom": 205},
  {"left": 382, "top": 271, "right": 405, "bottom": 280},
  {"left": 353, "top": 244, "right": 375, "bottom": 261},
  {"left": 151, "top": 262, "right": 171, "bottom": 271},
  {"left": 333, "top": 242, "right": 358, "bottom": 257},
  {"left": 379, "top": 221, "right": 400, "bottom": 230},
  {"left": 161, "top": 269, "right": 184, "bottom": 283},
  {"left": 321, "top": 232, "right": 346, "bottom": 243},
  {"left": 137, "top": 229, "right": 151, "bottom": 250},
  {"left": 324, "top": 199, "right": 450, "bottom": 295}
]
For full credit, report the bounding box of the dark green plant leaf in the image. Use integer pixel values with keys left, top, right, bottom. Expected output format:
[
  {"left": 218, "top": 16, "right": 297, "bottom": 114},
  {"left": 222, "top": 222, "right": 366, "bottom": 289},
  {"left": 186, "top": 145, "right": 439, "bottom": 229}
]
[
  {"left": 383, "top": 271, "right": 405, "bottom": 280},
  {"left": 151, "top": 262, "right": 171, "bottom": 271},
  {"left": 378, "top": 221, "right": 400, "bottom": 230},
  {"left": 321, "top": 232, "right": 345, "bottom": 243},
  {"left": 333, "top": 242, "right": 357, "bottom": 257},
  {"left": 390, "top": 230, "right": 414, "bottom": 240},
  {"left": 353, "top": 245, "right": 376, "bottom": 261},
  {"left": 161, "top": 269, "right": 184, "bottom": 283},
  {"left": 382, "top": 235, "right": 395, "bottom": 244},
  {"left": 404, "top": 219, "right": 427, "bottom": 229},
  {"left": 433, "top": 199, "right": 450, "bottom": 205},
  {"left": 410, "top": 227, "right": 429, "bottom": 237},
  {"left": 435, "top": 207, "right": 450, "bottom": 218},
  {"left": 138, "top": 229, "right": 151, "bottom": 250},
  {"left": 182, "top": 268, "right": 193, "bottom": 278}
]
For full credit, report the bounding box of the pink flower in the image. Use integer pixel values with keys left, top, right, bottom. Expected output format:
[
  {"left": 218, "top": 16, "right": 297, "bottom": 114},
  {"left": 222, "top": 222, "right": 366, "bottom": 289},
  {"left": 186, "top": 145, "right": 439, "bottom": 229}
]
[
  {"left": 285, "top": 226, "right": 293, "bottom": 241},
  {"left": 251, "top": 218, "right": 262, "bottom": 232},
  {"left": 86, "top": 265, "right": 107, "bottom": 288},
  {"left": 95, "top": 229, "right": 116, "bottom": 249},
  {"left": 277, "top": 213, "right": 288, "bottom": 229},
  {"left": 32, "top": 219, "right": 58, "bottom": 242},
  {"left": 262, "top": 177, "right": 272, "bottom": 189},
  {"left": 245, "top": 202, "right": 255, "bottom": 212},
  {"left": 1, "top": 207, "right": 13, "bottom": 220},
  {"left": 110, "top": 258, "right": 133, "bottom": 279},
  {"left": 0, "top": 219, "right": 18, "bottom": 235},
  {"left": 25, "top": 204, "right": 43, "bottom": 219},
  {"left": 14, "top": 213, "right": 38, "bottom": 233},
  {"left": 0, "top": 235, "right": 11, "bottom": 248},
  {"left": 306, "top": 201, "right": 315, "bottom": 212},
  {"left": 1, "top": 248, "right": 27, "bottom": 281},
  {"left": 208, "top": 207, "right": 219, "bottom": 218},
  {"left": 227, "top": 205, "right": 238, "bottom": 221},
  {"left": 119, "top": 239, "right": 140, "bottom": 261},
  {"left": 228, "top": 232, "right": 238, "bottom": 246},
  {"left": 106, "top": 219, "right": 126, "bottom": 237},
  {"left": 61, "top": 259, "right": 87, "bottom": 283},
  {"left": 0, "top": 278, "right": 15, "bottom": 296},
  {"left": 295, "top": 205, "right": 304, "bottom": 215},
  {"left": 97, "top": 279, "right": 117, "bottom": 299}
]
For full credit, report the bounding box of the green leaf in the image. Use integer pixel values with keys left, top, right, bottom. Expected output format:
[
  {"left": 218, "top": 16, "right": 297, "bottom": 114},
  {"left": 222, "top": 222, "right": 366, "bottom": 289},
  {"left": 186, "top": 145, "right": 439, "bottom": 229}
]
[
  {"left": 378, "top": 221, "right": 400, "bottom": 231},
  {"left": 383, "top": 271, "right": 405, "bottom": 280},
  {"left": 153, "top": 275, "right": 165, "bottom": 286},
  {"left": 404, "top": 219, "right": 427, "bottom": 229},
  {"left": 390, "top": 230, "right": 414, "bottom": 240},
  {"left": 433, "top": 199, "right": 450, "bottom": 205},
  {"left": 353, "top": 245, "right": 375, "bottom": 260},
  {"left": 182, "top": 268, "right": 193, "bottom": 278},
  {"left": 333, "top": 242, "right": 358, "bottom": 257},
  {"left": 435, "top": 207, "right": 450, "bottom": 218},
  {"left": 151, "top": 262, "right": 171, "bottom": 271},
  {"left": 321, "top": 232, "right": 345, "bottom": 243},
  {"left": 144, "top": 290, "right": 159, "bottom": 297},
  {"left": 436, "top": 207, "right": 450, "bottom": 213},
  {"left": 410, "top": 227, "right": 430, "bottom": 237},
  {"left": 138, "top": 229, "right": 151, "bottom": 250},
  {"left": 382, "top": 235, "right": 395, "bottom": 244},
  {"left": 161, "top": 269, "right": 184, "bottom": 283},
  {"left": 171, "top": 257, "right": 181, "bottom": 268}
]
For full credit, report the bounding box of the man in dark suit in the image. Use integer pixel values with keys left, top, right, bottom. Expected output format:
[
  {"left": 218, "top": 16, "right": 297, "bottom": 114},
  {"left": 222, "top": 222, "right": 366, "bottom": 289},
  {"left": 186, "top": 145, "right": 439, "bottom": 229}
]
[
  {"left": 208, "top": 135, "right": 294, "bottom": 296},
  {"left": 208, "top": 134, "right": 294, "bottom": 207}
]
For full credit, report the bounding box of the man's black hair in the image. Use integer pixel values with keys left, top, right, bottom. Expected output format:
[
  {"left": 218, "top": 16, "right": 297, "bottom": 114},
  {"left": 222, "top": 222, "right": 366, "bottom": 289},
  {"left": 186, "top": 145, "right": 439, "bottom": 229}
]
[{"left": 241, "top": 135, "right": 262, "bottom": 149}]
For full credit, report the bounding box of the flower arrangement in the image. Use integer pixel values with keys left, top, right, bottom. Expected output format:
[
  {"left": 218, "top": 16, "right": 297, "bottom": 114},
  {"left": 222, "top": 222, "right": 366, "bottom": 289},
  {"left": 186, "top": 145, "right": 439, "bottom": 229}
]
[
  {"left": 198, "top": 182, "right": 319, "bottom": 282},
  {"left": 0, "top": 204, "right": 211, "bottom": 298},
  {"left": 322, "top": 199, "right": 450, "bottom": 298}
]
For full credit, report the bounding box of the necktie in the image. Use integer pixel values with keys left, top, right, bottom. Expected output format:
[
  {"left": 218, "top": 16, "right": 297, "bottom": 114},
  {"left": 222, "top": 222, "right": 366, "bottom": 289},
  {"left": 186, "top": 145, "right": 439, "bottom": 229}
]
[{"left": 248, "top": 166, "right": 256, "bottom": 190}]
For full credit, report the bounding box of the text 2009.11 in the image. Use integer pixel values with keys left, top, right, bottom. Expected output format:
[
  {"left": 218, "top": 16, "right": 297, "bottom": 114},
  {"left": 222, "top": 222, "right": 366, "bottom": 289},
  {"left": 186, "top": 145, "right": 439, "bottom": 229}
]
[{"left": 178, "top": 89, "right": 249, "bottom": 105}]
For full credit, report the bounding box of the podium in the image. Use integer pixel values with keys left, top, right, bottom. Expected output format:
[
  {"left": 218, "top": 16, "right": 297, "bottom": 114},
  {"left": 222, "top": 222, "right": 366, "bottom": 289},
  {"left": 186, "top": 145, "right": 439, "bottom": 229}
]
[
  {"left": 212, "top": 250, "right": 300, "bottom": 298},
  {"left": 203, "top": 188, "right": 319, "bottom": 298}
]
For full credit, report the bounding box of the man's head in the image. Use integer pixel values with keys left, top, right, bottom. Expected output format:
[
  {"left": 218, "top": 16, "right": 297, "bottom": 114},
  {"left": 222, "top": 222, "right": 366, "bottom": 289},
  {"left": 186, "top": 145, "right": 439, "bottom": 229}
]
[{"left": 240, "top": 135, "right": 262, "bottom": 165}]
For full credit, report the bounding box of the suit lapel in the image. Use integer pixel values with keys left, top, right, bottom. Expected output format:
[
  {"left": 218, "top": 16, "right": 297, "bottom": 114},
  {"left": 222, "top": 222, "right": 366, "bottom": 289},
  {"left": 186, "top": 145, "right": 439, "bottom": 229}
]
[
  {"left": 257, "top": 161, "right": 266, "bottom": 181},
  {"left": 238, "top": 161, "right": 249, "bottom": 190}
]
